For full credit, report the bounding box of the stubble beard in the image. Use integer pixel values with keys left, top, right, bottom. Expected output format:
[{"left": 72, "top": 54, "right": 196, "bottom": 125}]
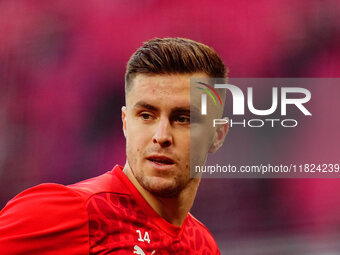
[{"left": 127, "top": 156, "right": 192, "bottom": 198}]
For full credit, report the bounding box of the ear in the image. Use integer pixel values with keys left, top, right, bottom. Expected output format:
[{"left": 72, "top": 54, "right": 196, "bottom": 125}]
[
  {"left": 208, "top": 117, "right": 229, "bottom": 153},
  {"left": 122, "top": 106, "right": 127, "bottom": 138}
]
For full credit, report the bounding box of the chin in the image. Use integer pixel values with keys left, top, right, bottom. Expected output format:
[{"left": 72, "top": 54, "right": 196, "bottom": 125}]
[
  {"left": 141, "top": 176, "right": 185, "bottom": 198},
  {"left": 147, "top": 186, "right": 182, "bottom": 198}
]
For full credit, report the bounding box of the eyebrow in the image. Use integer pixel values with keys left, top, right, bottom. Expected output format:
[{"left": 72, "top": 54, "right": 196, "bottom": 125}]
[
  {"left": 133, "top": 100, "right": 199, "bottom": 115},
  {"left": 133, "top": 101, "right": 158, "bottom": 111},
  {"left": 172, "top": 108, "right": 190, "bottom": 116}
]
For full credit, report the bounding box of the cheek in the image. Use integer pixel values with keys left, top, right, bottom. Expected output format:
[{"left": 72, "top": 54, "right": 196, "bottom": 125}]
[
  {"left": 190, "top": 126, "right": 215, "bottom": 164},
  {"left": 191, "top": 123, "right": 214, "bottom": 147},
  {"left": 193, "top": 137, "right": 212, "bottom": 154},
  {"left": 126, "top": 125, "right": 151, "bottom": 153},
  {"left": 126, "top": 136, "right": 143, "bottom": 153},
  {"left": 126, "top": 137, "right": 143, "bottom": 168},
  {"left": 175, "top": 130, "right": 190, "bottom": 150}
]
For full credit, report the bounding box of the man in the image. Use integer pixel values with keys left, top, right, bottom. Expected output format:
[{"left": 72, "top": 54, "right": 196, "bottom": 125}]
[{"left": 0, "top": 38, "right": 228, "bottom": 254}]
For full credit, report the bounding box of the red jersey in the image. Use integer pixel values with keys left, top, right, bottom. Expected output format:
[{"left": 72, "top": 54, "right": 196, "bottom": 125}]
[{"left": 0, "top": 165, "right": 221, "bottom": 254}]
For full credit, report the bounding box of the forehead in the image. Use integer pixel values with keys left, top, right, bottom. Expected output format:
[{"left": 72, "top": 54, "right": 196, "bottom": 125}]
[{"left": 126, "top": 73, "right": 209, "bottom": 107}]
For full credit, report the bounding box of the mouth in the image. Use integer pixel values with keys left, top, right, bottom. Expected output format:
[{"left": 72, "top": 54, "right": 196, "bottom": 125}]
[{"left": 146, "top": 155, "right": 175, "bottom": 166}]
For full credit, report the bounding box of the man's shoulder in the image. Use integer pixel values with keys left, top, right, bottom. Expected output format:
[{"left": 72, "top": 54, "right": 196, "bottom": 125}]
[
  {"left": 1, "top": 182, "right": 85, "bottom": 218},
  {"left": 0, "top": 182, "right": 90, "bottom": 254},
  {"left": 0, "top": 165, "right": 127, "bottom": 213},
  {"left": 68, "top": 165, "right": 129, "bottom": 201},
  {"left": 0, "top": 165, "right": 128, "bottom": 254}
]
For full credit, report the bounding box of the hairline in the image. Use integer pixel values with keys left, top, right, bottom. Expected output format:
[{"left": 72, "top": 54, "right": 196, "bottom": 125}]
[{"left": 124, "top": 72, "right": 227, "bottom": 118}]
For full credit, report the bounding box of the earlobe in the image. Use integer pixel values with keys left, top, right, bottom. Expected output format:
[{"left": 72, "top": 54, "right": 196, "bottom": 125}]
[
  {"left": 122, "top": 106, "right": 127, "bottom": 138},
  {"left": 208, "top": 117, "right": 229, "bottom": 153}
]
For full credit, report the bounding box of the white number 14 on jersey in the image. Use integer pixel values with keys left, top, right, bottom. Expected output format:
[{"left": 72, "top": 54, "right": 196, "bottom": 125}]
[{"left": 136, "top": 230, "right": 151, "bottom": 244}]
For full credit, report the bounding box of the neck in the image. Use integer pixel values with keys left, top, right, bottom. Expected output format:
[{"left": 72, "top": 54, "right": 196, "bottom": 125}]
[{"left": 123, "top": 163, "right": 200, "bottom": 227}]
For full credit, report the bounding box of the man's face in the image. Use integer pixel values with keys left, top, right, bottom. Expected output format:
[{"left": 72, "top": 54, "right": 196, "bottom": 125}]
[{"left": 122, "top": 73, "right": 224, "bottom": 197}]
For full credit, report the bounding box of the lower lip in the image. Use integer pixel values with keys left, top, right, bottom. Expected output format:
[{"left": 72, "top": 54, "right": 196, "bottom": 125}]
[{"left": 147, "top": 160, "right": 175, "bottom": 171}]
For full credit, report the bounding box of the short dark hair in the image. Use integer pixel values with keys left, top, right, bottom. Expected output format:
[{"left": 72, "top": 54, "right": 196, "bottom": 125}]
[{"left": 125, "top": 37, "right": 227, "bottom": 92}]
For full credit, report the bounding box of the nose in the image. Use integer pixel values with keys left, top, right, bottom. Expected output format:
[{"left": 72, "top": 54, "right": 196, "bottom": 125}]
[{"left": 152, "top": 117, "right": 173, "bottom": 147}]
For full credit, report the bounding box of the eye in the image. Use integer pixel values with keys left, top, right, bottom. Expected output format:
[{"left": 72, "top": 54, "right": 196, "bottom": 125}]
[
  {"left": 175, "top": 115, "right": 190, "bottom": 124},
  {"left": 139, "top": 112, "right": 154, "bottom": 120}
]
